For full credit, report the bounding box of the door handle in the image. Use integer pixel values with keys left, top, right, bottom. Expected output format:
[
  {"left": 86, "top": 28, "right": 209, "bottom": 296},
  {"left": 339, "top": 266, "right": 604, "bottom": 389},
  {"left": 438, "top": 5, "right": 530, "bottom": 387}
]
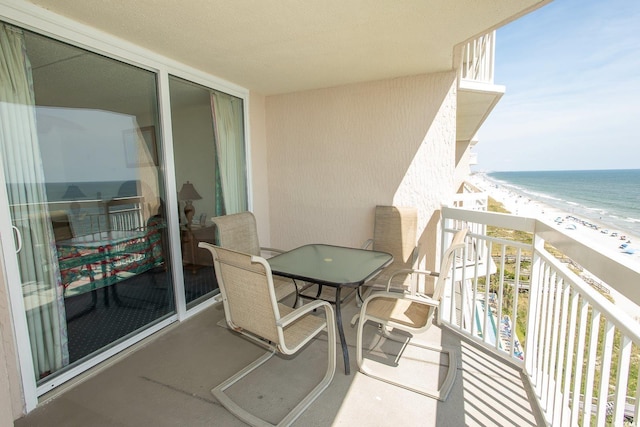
[{"left": 12, "top": 225, "right": 22, "bottom": 253}]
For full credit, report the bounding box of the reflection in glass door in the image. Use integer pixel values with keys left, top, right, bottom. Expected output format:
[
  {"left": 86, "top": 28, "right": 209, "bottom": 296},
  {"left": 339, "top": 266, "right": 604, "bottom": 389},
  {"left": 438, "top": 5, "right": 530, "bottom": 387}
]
[
  {"left": 169, "top": 76, "right": 248, "bottom": 308},
  {"left": 0, "top": 23, "right": 175, "bottom": 385}
]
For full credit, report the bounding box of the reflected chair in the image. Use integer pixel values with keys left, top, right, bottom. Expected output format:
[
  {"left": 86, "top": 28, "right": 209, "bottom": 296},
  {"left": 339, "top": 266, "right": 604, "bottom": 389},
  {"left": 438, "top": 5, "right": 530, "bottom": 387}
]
[
  {"left": 51, "top": 210, "right": 75, "bottom": 241},
  {"left": 137, "top": 214, "right": 167, "bottom": 271},
  {"left": 198, "top": 243, "right": 336, "bottom": 427},
  {"left": 211, "top": 212, "right": 298, "bottom": 304},
  {"left": 51, "top": 210, "right": 95, "bottom": 294},
  {"left": 102, "top": 203, "right": 166, "bottom": 278},
  {"left": 355, "top": 228, "right": 467, "bottom": 401},
  {"left": 360, "top": 205, "right": 418, "bottom": 296}
]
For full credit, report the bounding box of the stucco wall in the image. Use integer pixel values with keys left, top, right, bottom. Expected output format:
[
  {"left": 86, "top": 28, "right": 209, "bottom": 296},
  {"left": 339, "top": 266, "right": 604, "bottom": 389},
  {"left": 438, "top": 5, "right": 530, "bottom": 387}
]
[
  {"left": 455, "top": 139, "right": 472, "bottom": 191},
  {"left": 265, "top": 72, "right": 458, "bottom": 268}
]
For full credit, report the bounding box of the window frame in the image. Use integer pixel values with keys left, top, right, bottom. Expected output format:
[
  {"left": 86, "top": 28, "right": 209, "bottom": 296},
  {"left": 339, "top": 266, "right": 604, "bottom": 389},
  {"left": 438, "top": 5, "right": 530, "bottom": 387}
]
[{"left": 0, "top": 1, "right": 252, "bottom": 410}]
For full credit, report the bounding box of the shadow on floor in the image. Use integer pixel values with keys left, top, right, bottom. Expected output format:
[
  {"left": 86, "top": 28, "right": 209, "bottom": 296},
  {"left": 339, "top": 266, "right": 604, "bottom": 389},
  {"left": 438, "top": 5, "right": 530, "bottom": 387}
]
[{"left": 16, "top": 295, "right": 543, "bottom": 426}]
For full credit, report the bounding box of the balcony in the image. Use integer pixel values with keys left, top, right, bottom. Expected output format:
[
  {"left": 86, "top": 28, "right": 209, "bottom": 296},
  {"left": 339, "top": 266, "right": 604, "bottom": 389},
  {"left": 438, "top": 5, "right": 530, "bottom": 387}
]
[
  {"left": 15, "top": 202, "right": 638, "bottom": 426},
  {"left": 15, "top": 290, "right": 542, "bottom": 426},
  {"left": 457, "top": 31, "right": 505, "bottom": 142}
]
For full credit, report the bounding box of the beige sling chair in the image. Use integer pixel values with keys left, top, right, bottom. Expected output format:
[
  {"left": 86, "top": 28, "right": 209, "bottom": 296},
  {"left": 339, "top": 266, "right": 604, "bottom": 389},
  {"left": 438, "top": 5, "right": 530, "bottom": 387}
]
[
  {"left": 359, "top": 205, "right": 418, "bottom": 299},
  {"left": 199, "top": 243, "right": 336, "bottom": 427},
  {"left": 211, "top": 211, "right": 299, "bottom": 305},
  {"left": 355, "top": 228, "right": 467, "bottom": 401}
]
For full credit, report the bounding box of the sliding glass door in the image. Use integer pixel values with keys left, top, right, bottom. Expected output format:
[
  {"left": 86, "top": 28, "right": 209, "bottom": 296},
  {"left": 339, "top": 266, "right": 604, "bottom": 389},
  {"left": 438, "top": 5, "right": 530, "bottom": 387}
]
[
  {"left": 169, "top": 76, "right": 248, "bottom": 308},
  {"left": 0, "top": 23, "right": 174, "bottom": 384},
  {"left": 0, "top": 19, "right": 250, "bottom": 395}
]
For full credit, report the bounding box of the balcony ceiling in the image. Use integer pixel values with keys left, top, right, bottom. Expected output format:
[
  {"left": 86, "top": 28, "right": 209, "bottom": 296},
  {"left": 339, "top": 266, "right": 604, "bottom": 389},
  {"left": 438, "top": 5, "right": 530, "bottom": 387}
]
[{"left": 26, "top": 0, "right": 547, "bottom": 95}]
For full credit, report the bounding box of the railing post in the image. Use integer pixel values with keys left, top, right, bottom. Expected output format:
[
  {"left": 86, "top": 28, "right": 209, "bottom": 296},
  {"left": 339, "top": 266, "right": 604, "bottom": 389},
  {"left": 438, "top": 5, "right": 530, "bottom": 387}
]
[
  {"left": 439, "top": 214, "right": 452, "bottom": 325},
  {"left": 525, "top": 229, "right": 545, "bottom": 382},
  {"left": 459, "top": 31, "right": 496, "bottom": 84}
]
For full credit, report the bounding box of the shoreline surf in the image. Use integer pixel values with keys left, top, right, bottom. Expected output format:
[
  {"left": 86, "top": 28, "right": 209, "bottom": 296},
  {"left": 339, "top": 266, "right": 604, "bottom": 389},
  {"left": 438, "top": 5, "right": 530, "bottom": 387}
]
[{"left": 468, "top": 172, "right": 640, "bottom": 320}]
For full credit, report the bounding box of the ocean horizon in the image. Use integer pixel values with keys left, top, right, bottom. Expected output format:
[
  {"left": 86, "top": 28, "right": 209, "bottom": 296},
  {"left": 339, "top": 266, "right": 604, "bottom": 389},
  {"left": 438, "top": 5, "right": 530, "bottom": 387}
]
[{"left": 482, "top": 169, "right": 640, "bottom": 238}]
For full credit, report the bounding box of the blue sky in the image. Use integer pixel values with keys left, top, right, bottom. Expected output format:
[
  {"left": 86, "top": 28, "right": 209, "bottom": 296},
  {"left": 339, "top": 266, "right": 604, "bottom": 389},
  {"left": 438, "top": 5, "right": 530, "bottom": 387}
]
[{"left": 473, "top": 0, "right": 640, "bottom": 172}]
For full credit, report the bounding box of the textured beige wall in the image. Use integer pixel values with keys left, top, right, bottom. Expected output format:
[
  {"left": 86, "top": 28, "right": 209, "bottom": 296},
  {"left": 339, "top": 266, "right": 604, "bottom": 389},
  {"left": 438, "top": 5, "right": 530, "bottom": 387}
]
[
  {"left": 455, "top": 139, "right": 472, "bottom": 192},
  {"left": 265, "top": 72, "right": 458, "bottom": 268}
]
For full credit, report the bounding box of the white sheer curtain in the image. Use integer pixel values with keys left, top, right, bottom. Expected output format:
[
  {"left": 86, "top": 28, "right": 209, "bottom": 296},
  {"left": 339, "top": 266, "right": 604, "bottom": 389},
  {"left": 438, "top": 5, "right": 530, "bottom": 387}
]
[
  {"left": 0, "top": 24, "right": 69, "bottom": 379},
  {"left": 210, "top": 91, "right": 248, "bottom": 214}
]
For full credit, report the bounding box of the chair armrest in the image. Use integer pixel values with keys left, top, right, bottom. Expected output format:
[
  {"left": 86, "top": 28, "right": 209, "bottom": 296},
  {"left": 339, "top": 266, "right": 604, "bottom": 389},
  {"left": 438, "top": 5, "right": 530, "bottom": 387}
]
[
  {"left": 276, "top": 299, "right": 336, "bottom": 355},
  {"left": 361, "top": 291, "right": 440, "bottom": 312},
  {"left": 407, "top": 269, "right": 439, "bottom": 277},
  {"left": 276, "top": 299, "right": 333, "bottom": 328},
  {"left": 386, "top": 268, "right": 439, "bottom": 292},
  {"left": 404, "top": 292, "right": 439, "bottom": 307},
  {"left": 361, "top": 239, "right": 373, "bottom": 250}
]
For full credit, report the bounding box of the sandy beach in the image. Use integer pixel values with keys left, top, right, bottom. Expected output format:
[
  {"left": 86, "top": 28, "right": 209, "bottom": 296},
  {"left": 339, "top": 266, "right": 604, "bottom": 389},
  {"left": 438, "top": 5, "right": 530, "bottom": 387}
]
[{"left": 468, "top": 173, "right": 640, "bottom": 320}]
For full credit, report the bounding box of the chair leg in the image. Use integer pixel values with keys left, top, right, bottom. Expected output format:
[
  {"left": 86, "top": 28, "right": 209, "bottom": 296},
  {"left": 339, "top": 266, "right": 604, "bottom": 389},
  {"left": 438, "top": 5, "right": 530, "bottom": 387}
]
[
  {"left": 356, "top": 285, "right": 373, "bottom": 307},
  {"left": 356, "top": 318, "right": 457, "bottom": 402},
  {"left": 212, "top": 327, "right": 336, "bottom": 427},
  {"left": 292, "top": 279, "right": 300, "bottom": 308},
  {"left": 350, "top": 312, "right": 360, "bottom": 327},
  {"left": 212, "top": 350, "right": 276, "bottom": 427},
  {"left": 403, "top": 340, "right": 457, "bottom": 401}
]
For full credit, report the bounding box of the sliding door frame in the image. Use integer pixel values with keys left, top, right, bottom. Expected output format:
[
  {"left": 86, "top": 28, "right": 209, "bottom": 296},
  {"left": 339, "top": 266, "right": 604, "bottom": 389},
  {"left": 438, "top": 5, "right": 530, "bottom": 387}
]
[{"left": 0, "top": 0, "right": 252, "bottom": 412}]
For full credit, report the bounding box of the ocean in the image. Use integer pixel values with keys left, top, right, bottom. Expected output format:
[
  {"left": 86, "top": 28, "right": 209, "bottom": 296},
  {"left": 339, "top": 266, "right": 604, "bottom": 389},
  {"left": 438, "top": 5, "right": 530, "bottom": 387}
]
[
  {"left": 485, "top": 169, "right": 640, "bottom": 237},
  {"left": 45, "top": 180, "right": 139, "bottom": 202}
]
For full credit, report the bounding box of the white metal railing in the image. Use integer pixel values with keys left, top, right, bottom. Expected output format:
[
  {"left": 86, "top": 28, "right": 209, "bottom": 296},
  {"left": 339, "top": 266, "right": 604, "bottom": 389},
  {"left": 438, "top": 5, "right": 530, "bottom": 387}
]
[
  {"left": 55, "top": 196, "right": 145, "bottom": 234},
  {"left": 14, "top": 197, "right": 146, "bottom": 236},
  {"left": 440, "top": 206, "right": 640, "bottom": 426},
  {"left": 459, "top": 31, "right": 496, "bottom": 84},
  {"left": 450, "top": 188, "right": 488, "bottom": 254},
  {"left": 450, "top": 189, "right": 488, "bottom": 212}
]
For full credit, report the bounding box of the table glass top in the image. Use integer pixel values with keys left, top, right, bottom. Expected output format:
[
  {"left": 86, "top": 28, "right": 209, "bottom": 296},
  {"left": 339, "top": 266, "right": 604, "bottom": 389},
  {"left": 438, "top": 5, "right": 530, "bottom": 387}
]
[{"left": 268, "top": 244, "right": 393, "bottom": 286}]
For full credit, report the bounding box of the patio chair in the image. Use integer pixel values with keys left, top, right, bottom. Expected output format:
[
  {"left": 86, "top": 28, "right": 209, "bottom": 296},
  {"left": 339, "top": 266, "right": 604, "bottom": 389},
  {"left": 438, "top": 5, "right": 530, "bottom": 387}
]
[
  {"left": 198, "top": 243, "right": 336, "bottom": 427},
  {"left": 360, "top": 205, "right": 418, "bottom": 296},
  {"left": 211, "top": 211, "right": 298, "bottom": 304},
  {"left": 50, "top": 211, "right": 97, "bottom": 297},
  {"left": 355, "top": 228, "right": 467, "bottom": 401},
  {"left": 299, "top": 205, "right": 418, "bottom": 305}
]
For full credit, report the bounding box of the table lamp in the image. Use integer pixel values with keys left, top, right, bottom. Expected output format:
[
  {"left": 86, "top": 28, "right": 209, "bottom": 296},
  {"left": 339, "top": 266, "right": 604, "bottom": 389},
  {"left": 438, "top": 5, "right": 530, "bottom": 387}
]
[{"left": 178, "top": 181, "right": 202, "bottom": 228}]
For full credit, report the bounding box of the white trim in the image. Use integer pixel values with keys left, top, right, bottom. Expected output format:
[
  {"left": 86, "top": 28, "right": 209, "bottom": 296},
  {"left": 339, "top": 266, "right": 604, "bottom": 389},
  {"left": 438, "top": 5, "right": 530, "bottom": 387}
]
[
  {"left": 185, "top": 294, "right": 222, "bottom": 318},
  {"left": 0, "top": 142, "right": 38, "bottom": 413},
  {"left": 157, "top": 70, "right": 187, "bottom": 320},
  {"left": 244, "top": 97, "right": 254, "bottom": 212},
  {"left": 0, "top": 0, "right": 254, "bottom": 411}
]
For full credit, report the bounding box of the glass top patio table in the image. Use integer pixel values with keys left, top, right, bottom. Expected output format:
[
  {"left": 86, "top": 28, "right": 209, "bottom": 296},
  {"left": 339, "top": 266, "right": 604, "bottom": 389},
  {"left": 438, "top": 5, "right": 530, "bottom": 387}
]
[
  {"left": 268, "top": 244, "right": 393, "bottom": 374},
  {"left": 268, "top": 244, "right": 393, "bottom": 287}
]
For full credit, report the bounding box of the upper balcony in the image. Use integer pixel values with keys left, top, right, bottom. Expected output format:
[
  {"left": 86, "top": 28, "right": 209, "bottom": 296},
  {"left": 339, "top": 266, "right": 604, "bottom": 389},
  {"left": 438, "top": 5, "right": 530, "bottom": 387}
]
[
  {"left": 16, "top": 192, "right": 639, "bottom": 426},
  {"left": 456, "top": 31, "right": 506, "bottom": 143}
]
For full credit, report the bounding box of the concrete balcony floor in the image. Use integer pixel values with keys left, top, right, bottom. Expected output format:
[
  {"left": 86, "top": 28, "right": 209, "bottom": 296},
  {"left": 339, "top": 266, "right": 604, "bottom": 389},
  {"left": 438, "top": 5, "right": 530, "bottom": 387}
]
[{"left": 16, "top": 295, "right": 544, "bottom": 426}]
